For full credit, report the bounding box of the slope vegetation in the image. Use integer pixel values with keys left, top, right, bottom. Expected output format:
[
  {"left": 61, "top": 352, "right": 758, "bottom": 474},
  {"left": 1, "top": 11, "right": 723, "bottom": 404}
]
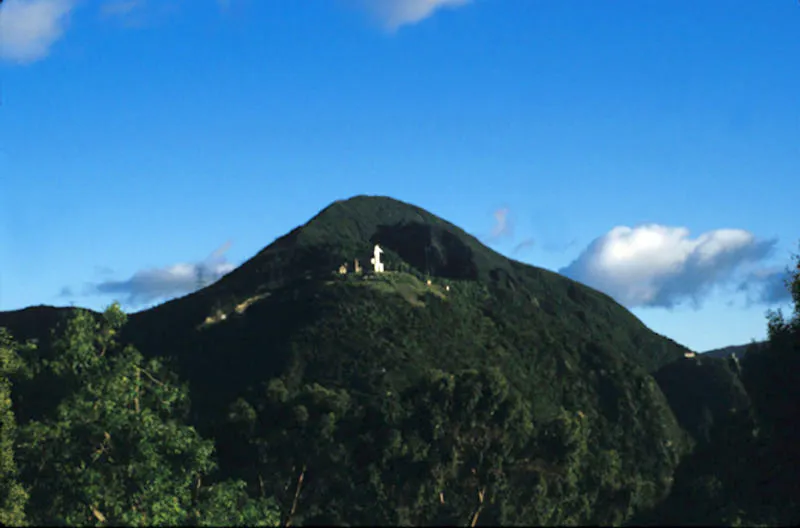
[{"left": 2, "top": 195, "right": 700, "bottom": 525}]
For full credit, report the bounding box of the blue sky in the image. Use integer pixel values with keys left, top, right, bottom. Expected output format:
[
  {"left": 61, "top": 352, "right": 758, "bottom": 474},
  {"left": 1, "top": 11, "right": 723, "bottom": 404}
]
[{"left": 1, "top": 0, "right": 797, "bottom": 352}]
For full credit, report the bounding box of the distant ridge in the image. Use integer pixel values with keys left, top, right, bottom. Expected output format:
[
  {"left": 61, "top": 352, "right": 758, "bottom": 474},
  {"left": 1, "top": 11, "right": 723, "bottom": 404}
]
[{"left": 702, "top": 342, "right": 764, "bottom": 359}]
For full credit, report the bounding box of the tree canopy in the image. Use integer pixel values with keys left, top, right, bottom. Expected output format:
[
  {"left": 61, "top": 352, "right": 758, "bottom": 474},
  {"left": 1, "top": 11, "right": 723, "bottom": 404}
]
[{"left": 0, "top": 196, "right": 796, "bottom": 526}]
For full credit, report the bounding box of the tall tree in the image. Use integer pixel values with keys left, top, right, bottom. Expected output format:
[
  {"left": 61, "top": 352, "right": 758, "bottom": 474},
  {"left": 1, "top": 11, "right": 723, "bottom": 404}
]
[
  {"left": 742, "top": 245, "right": 800, "bottom": 524},
  {"left": 14, "top": 303, "right": 278, "bottom": 526},
  {"left": 0, "top": 329, "right": 29, "bottom": 526}
]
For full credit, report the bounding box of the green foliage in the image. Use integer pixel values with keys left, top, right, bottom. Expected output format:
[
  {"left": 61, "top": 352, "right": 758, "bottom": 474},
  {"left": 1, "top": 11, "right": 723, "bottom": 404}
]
[
  {"left": 0, "top": 329, "right": 29, "bottom": 526},
  {"left": 15, "top": 305, "right": 212, "bottom": 525},
  {"left": 13, "top": 304, "right": 278, "bottom": 526},
  {"left": 1, "top": 198, "right": 796, "bottom": 526},
  {"left": 225, "top": 365, "right": 680, "bottom": 526},
  {"left": 194, "top": 480, "right": 280, "bottom": 527},
  {"left": 764, "top": 244, "right": 800, "bottom": 342}
]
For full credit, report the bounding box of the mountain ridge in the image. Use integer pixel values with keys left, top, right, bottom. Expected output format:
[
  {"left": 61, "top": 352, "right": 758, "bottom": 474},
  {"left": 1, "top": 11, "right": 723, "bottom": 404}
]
[
  {"left": 1, "top": 195, "right": 697, "bottom": 525},
  {"left": 2, "top": 195, "right": 797, "bottom": 526},
  {"left": 0, "top": 196, "right": 694, "bottom": 419},
  {"left": 123, "top": 195, "right": 689, "bottom": 373},
  {"left": 702, "top": 342, "right": 762, "bottom": 359}
]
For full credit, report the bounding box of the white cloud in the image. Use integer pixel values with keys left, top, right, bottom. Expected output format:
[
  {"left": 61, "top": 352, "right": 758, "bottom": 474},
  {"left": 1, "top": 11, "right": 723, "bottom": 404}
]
[
  {"left": 559, "top": 224, "right": 777, "bottom": 309},
  {"left": 512, "top": 238, "right": 535, "bottom": 255},
  {"left": 491, "top": 207, "right": 510, "bottom": 238},
  {"left": 87, "top": 242, "right": 236, "bottom": 307},
  {"left": 480, "top": 206, "right": 513, "bottom": 245},
  {"left": 100, "top": 0, "right": 143, "bottom": 18},
  {"left": 356, "top": 0, "right": 472, "bottom": 31},
  {"left": 0, "top": 0, "right": 75, "bottom": 63},
  {"left": 738, "top": 268, "right": 792, "bottom": 306}
]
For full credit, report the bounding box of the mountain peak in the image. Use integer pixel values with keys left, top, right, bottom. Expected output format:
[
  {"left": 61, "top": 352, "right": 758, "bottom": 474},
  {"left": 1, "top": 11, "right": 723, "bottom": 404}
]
[
  {"left": 210, "top": 195, "right": 508, "bottom": 301},
  {"left": 63, "top": 194, "right": 690, "bottom": 381},
  {"left": 298, "top": 195, "right": 490, "bottom": 277}
]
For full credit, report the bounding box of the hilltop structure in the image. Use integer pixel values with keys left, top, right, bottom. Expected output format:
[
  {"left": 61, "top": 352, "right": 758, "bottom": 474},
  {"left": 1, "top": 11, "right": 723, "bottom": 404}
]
[
  {"left": 371, "top": 244, "right": 385, "bottom": 273},
  {"left": 337, "top": 249, "right": 380, "bottom": 276}
]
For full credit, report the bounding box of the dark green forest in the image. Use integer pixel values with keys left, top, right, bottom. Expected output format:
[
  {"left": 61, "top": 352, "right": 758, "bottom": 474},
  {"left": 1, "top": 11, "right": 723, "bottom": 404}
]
[{"left": 1, "top": 196, "right": 798, "bottom": 526}]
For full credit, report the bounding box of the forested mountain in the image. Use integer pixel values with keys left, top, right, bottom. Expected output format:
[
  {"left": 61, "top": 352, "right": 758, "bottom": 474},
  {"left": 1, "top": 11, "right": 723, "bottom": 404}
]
[{"left": 0, "top": 195, "right": 797, "bottom": 526}]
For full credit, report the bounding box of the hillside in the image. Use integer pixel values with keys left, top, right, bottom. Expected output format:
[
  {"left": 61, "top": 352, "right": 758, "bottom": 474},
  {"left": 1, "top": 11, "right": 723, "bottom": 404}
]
[
  {"left": 702, "top": 342, "right": 762, "bottom": 359},
  {"left": 632, "top": 325, "right": 800, "bottom": 525},
  {"left": 113, "top": 195, "right": 690, "bottom": 423},
  {"left": 126, "top": 195, "right": 689, "bottom": 370},
  {"left": 0, "top": 195, "right": 734, "bottom": 525}
]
